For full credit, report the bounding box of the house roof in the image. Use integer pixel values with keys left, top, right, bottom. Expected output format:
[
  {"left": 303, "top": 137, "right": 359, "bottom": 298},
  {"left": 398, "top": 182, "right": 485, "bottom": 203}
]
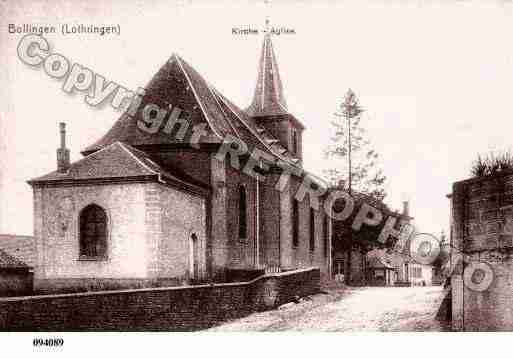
[
  {"left": 367, "top": 256, "right": 395, "bottom": 270},
  {"left": 83, "top": 54, "right": 229, "bottom": 154},
  {"left": 0, "top": 234, "right": 36, "bottom": 268},
  {"left": 0, "top": 248, "right": 31, "bottom": 270},
  {"left": 28, "top": 142, "right": 208, "bottom": 195},
  {"left": 211, "top": 87, "right": 302, "bottom": 166},
  {"left": 367, "top": 244, "right": 435, "bottom": 268}
]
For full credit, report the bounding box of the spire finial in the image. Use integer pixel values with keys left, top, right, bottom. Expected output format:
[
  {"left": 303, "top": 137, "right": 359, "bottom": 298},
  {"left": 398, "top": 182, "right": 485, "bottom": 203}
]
[{"left": 264, "top": 0, "right": 271, "bottom": 34}]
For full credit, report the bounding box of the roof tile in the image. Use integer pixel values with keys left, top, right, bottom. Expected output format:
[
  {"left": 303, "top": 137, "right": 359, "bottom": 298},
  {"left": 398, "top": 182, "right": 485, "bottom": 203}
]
[
  {"left": 29, "top": 142, "right": 207, "bottom": 194},
  {"left": 0, "top": 248, "right": 31, "bottom": 269}
]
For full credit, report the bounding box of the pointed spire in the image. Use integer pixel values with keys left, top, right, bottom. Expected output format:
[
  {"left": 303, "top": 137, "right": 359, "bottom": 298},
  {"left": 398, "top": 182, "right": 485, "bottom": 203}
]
[{"left": 246, "top": 34, "right": 288, "bottom": 117}]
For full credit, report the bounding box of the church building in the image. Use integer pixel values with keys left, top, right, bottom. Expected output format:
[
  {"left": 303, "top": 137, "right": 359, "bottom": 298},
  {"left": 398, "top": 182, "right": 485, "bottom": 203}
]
[{"left": 28, "top": 34, "right": 333, "bottom": 292}]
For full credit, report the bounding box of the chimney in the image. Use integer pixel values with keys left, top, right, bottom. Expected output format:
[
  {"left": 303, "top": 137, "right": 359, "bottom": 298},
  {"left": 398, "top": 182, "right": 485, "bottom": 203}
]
[
  {"left": 57, "top": 122, "right": 70, "bottom": 173},
  {"left": 402, "top": 200, "right": 410, "bottom": 217}
]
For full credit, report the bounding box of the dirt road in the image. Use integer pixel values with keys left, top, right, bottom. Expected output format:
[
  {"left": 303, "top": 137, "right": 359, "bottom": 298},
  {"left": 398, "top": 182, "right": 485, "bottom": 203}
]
[{"left": 208, "top": 286, "right": 449, "bottom": 332}]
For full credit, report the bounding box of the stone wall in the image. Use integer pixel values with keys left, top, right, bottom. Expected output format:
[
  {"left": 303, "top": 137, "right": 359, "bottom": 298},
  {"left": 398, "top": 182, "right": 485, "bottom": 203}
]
[
  {"left": 33, "top": 181, "right": 207, "bottom": 293},
  {"left": 209, "top": 155, "right": 229, "bottom": 281},
  {"left": 259, "top": 173, "right": 281, "bottom": 268},
  {"left": 451, "top": 173, "right": 513, "bottom": 331},
  {"left": 0, "top": 270, "right": 33, "bottom": 297},
  {"left": 226, "top": 165, "right": 257, "bottom": 269},
  {"left": 155, "top": 183, "right": 207, "bottom": 282},
  {"left": 0, "top": 267, "right": 320, "bottom": 331},
  {"left": 462, "top": 256, "right": 513, "bottom": 330},
  {"left": 34, "top": 183, "right": 149, "bottom": 286},
  {"left": 286, "top": 176, "right": 330, "bottom": 277},
  {"left": 278, "top": 180, "right": 294, "bottom": 269}
]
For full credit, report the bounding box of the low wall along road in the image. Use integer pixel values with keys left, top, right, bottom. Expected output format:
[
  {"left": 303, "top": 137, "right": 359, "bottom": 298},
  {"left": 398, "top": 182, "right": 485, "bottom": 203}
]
[{"left": 0, "top": 267, "right": 320, "bottom": 331}]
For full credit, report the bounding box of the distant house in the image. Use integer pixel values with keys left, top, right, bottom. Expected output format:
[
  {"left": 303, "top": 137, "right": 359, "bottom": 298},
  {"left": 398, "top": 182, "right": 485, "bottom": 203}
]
[
  {"left": 408, "top": 262, "right": 433, "bottom": 286},
  {"left": 0, "top": 234, "right": 36, "bottom": 268},
  {"left": 0, "top": 248, "right": 33, "bottom": 296},
  {"left": 331, "top": 199, "right": 412, "bottom": 286},
  {"left": 391, "top": 251, "right": 433, "bottom": 287},
  {"left": 367, "top": 247, "right": 434, "bottom": 287},
  {"left": 366, "top": 256, "right": 396, "bottom": 286}
]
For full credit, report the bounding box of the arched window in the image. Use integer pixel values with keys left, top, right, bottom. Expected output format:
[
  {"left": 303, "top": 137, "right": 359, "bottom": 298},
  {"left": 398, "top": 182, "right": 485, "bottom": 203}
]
[
  {"left": 309, "top": 208, "right": 315, "bottom": 252},
  {"left": 323, "top": 215, "right": 329, "bottom": 258},
  {"left": 238, "top": 185, "right": 247, "bottom": 239},
  {"left": 292, "top": 130, "right": 298, "bottom": 154},
  {"left": 190, "top": 233, "right": 199, "bottom": 279},
  {"left": 292, "top": 199, "right": 299, "bottom": 247},
  {"left": 79, "top": 204, "right": 107, "bottom": 258}
]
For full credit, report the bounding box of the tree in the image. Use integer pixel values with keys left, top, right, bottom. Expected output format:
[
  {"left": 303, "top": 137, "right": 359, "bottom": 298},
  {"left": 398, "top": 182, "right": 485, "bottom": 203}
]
[
  {"left": 325, "top": 89, "right": 387, "bottom": 199},
  {"left": 324, "top": 89, "right": 387, "bottom": 283}
]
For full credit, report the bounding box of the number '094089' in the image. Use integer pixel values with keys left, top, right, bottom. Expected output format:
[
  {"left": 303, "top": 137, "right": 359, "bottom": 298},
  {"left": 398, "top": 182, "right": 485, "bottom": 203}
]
[{"left": 33, "top": 338, "right": 64, "bottom": 347}]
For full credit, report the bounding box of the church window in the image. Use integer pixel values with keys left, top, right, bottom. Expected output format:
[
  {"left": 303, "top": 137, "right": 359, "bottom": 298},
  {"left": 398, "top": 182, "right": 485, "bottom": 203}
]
[
  {"left": 238, "top": 185, "right": 248, "bottom": 239},
  {"left": 323, "top": 215, "right": 329, "bottom": 258},
  {"left": 292, "top": 199, "right": 299, "bottom": 247},
  {"left": 292, "top": 129, "right": 298, "bottom": 154},
  {"left": 309, "top": 208, "right": 315, "bottom": 252},
  {"left": 79, "top": 204, "right": 107, "bottom": 259},
  {"left": 190, "top": 233, "right": 199, "bottom": 279}
]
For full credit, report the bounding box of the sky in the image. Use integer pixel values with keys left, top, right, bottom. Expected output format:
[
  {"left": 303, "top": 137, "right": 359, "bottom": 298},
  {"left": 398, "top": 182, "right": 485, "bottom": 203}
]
[{"left": 1, "top": 0, "right": 513, "bottom": 237}]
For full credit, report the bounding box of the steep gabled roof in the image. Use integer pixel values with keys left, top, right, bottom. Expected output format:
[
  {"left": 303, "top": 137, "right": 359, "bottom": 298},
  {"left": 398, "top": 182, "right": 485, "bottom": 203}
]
[
  {"left": 83, "top": 54, "right": 237, "bottom": 154},
  {"left": 81, "top": 51, "right": 303, "bottom": 169},
  {"left": 211, "top": 87, "right": 300, "bottom": 166},
  {"left": 29, "top": 142, "right": 207, "bottom": 195}
]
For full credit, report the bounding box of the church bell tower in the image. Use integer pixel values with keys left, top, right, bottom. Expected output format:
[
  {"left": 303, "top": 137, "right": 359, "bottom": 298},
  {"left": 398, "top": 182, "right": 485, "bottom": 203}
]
[{"left": 246, "top": 31, "right": 305, "bottom": 164}]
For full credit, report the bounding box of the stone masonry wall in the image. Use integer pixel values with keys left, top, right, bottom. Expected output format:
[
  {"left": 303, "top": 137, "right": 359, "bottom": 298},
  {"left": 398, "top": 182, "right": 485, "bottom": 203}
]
[
  {"left": 259, "top": 173, "right": 281, "bottom": 268},
  {"left": 34, "top": 183, "right": 149, "bottom": 292},
  {"left": 451, "top": 174, "right": 513, "bottom": 331},
  {"left": 0, "top": 267, "right": 320, "bottom": 331},
  {"left": 0, "top": 271, "right": 33, "bottom": 297},
  {"left": 279, "top": 176, "right": 330, "bottom": 279},
  {"left": 33, "top": 181, "right": 207, "bottom": 293},
  {"left": 155, "top": 183, "right": 207, "bottom": 283},
  {"left": 226, "top": 165, "right": 257, "bottom": 269}
]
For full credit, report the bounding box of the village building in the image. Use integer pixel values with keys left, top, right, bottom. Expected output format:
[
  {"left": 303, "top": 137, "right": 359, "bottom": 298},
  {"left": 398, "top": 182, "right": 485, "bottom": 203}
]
[
  {"left": 366, "top": 256, "right": 396, "bottom": 286},
  {"left": 0, "top": 234, "right": 36, "bottom": 269},
  {"left": 407, "top": 261, "right": 433, "bottom": 286},
  {"left": 366, "top": 248, "right": 433, "bottom": 287},
  {"left": 26, "top": 34, "right": 334, "bottom": 293},
  {"left": 0, "top": 247, "right": 33, "bottom": 296},
  {"left": 364, "top": 210, "right": 436, "bottom": 288},
  {"left": 331, "top": 189, "right": 412, "bottom": 286}
]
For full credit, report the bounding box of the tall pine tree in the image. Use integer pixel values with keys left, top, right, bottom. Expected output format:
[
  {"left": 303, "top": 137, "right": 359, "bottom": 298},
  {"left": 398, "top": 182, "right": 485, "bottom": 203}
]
[
  {"left": 325, "top": 89, "right": 387, "bottom": 284},
  {"left": 325, "top": 89, "right": 387, "bottom": 200}
]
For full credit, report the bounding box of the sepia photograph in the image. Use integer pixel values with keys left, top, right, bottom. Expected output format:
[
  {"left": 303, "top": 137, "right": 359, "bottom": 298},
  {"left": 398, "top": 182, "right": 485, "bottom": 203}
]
[{"left": 0, "top": 0, "right": 512, "bottom": 356}]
